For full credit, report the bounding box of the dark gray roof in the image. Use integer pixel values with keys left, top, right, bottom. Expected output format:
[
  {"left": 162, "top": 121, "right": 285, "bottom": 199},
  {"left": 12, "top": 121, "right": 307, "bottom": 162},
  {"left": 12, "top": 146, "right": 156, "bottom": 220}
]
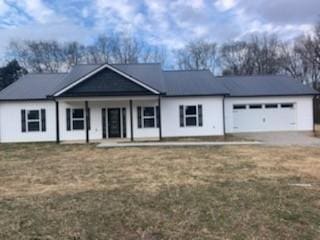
[
  {"left": 52, "top": 64, "right": 102, "bottom": 94},
  {"left": 163, "top": 70, "right": 229, "bottom": 96},
  {"left": 0, "top": 73, "right": 67, "bottom": 100},
  {"left": 0, "top": 64, "right": 318, "bottom": 101},
  {"left": 52, "top": 63, "right": 165, "bottom": 95},
  {"left": 219, "top": 75, "right": 318, "bottom": 97},
  {"left": 113, "top": 64, "right": 165, "bottom": 93}
]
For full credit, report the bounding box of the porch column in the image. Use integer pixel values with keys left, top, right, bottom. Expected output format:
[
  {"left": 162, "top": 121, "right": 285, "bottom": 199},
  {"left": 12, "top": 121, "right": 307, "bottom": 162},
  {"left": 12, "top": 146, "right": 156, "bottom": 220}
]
[
  {"left": 158, "top": 95, "right": 162, "bottom": 141},
  {"left": 85, "top": 101, "right": 89, "bottom": 143},
  {"left": 55, "top": 100, "right": 60, "bottom": 143},
  {"left": 130, "top": 100, "right": 134, "bottom": 141}
]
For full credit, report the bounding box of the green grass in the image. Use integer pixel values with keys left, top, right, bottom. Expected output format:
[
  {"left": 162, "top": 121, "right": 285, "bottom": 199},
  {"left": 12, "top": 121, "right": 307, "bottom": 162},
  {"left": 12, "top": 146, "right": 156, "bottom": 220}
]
[{"left": 0, "top": 143, "right": 319, "bottom": 239}]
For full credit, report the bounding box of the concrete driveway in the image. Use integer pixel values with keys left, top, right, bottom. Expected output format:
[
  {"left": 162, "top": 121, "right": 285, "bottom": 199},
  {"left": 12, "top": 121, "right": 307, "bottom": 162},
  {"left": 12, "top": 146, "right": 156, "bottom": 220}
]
[{"left": 235, "top": 131, "right": 320, "bottom": 146}]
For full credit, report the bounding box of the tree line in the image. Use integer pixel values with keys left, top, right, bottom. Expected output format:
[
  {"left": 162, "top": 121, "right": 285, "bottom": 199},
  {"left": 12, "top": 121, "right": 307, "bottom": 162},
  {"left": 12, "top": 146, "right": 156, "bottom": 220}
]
[{"left": 3, "top": 21, "right": 320, "bottom": 90}]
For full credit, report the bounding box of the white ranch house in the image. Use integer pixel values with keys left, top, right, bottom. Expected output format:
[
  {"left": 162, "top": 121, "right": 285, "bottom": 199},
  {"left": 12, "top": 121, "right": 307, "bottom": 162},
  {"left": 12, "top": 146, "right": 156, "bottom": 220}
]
[{"left": 0, "top": 63, "right": 317, "bottom": 143}]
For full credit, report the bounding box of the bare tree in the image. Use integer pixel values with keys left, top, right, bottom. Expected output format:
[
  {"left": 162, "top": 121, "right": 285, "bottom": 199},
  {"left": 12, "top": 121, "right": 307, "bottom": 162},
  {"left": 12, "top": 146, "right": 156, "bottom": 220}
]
[
  {"left": 294, "top": 37, "right": 320, "bottom": 88},
  {"left": 175, "top": 40, "right": 218, "bottom": 74},
  {"left": 64, "top": 41, "right": 85, "bottom": 68},
  {"left": 141, "top": 45, "right": 167, "bottom": 65},
  {"left": 8, "top": 40, "right": 66, "bottom": 72},
  {"left": 220, "top": 41, "right": 255, "bottom": 75},
  {"left": 279, "top": 42, "right": 307, "bottom": 82},
  {"left": 250, "top": 34, "right": 282, "bottom": 75},
  {"left": 114, "top": 37, "right": 142, "bottom": 64},
  {"left": 220, "top": 34, "right": 282, "bottom": 76}
]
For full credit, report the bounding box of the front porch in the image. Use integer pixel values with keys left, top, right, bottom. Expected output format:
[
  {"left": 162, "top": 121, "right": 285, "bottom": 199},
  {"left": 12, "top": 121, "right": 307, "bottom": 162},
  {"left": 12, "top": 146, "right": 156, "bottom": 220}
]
[{"left": 55, "top": 96, "right": 162, "bottom": 143}]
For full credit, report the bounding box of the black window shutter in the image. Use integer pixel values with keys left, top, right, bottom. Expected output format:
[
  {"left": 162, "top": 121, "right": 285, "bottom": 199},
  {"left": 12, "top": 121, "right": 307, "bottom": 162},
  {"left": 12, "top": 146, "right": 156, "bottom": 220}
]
[
  {"left": 66, "top": 108, "right": 71, "bottom": 131},
  {"left": 137, "top": 107, "right": 142, "bottom": 128},
  {"left": 102, "top": 108, "right": 106, "bottom": 139},
  {"left": 198, "top": 105, "right": 203, "bottom": 126},
  {"left": 122, "top": 108, "right": 127, "bottom": 138},
  {"left": 179, "top": 105, "right": 184, "bottom": 127},
  {"left": 156, "top": 106, "right": 160, "bottom": 128},
  {"left": 21, "top": 110, "right": 26, "bottom": 132},
  {"left": 41, "top": 109, "right": 46, "bottom": 131}
]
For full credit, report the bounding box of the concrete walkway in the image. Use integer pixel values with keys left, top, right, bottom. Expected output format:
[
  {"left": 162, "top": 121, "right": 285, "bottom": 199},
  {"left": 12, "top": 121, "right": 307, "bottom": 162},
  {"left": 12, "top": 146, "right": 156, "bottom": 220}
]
[{"left": 97, "top": 141, "right": 261, "bottom": 148}]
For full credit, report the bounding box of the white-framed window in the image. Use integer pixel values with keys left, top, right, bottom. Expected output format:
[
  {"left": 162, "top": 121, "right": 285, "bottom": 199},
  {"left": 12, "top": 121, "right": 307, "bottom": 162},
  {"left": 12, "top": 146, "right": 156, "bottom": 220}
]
[
  {"left": 185, "top": 105, "right": 198, "bottom": 126},
  {"left": 72, "top": 109, "right": 85, "bottom": 130},
  {"left": 143, "top": 107, "right": 156, "bottom": 128},
  {"left": 21, "top": 109, "right": 46, "bottom": 132},
  {"left": 137, "top": 106, "right": 159, "bottom": 128},
  {"left": 179, "top": 105, "right": 203, "bottom": 127},
  {"left": 66, "top": 108, "right": 89, "bottom": 131},
  {"left": 27, "top": 110, "right": 40, "bottom": 131}
]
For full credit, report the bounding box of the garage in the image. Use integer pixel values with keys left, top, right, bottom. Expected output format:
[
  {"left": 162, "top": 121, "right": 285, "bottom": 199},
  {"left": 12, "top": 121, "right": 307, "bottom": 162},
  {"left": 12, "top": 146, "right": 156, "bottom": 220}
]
[
  {"left": 232, "top": 103, "right": 297, "bottom": 132},
  {"left": 220, "top": 75, "right": 317, "bottom": 133}
]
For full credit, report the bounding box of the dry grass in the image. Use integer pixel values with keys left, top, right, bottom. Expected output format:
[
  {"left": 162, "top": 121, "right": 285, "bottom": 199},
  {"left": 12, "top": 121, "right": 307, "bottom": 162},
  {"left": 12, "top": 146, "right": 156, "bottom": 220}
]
[{"left": 0, "top": 143, "right": 320, "bottom": 239}]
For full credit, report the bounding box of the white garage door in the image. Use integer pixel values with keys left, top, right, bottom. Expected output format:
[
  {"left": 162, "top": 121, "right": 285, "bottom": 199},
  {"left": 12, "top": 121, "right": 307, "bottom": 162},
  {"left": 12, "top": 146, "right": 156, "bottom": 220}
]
[{"left": 232, "top": 103, "right": 297, "bottom": 132}]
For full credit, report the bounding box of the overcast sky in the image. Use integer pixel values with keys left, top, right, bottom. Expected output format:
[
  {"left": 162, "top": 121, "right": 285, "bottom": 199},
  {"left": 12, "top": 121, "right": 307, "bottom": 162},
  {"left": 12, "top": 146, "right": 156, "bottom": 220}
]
[{"left": 0, "top": 0, "right": 319, "bottom": 61}]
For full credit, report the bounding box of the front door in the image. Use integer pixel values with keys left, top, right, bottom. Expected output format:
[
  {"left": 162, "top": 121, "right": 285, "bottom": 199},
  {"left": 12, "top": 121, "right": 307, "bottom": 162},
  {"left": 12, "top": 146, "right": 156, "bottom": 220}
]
[{"left": 108, "top": 108, "right": 121, "bottom": 138}]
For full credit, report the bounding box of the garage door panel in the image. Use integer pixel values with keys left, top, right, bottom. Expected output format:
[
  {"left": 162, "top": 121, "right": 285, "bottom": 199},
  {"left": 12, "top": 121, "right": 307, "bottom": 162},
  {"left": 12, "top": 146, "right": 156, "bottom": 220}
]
[{"left": 232, "top": 103, "right": 297, "bottom": 132}]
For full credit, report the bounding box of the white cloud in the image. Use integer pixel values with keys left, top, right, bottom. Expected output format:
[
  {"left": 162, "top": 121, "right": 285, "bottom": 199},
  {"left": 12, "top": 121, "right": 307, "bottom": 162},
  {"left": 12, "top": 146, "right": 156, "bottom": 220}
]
[
  {"left": 93, "top": 0, "right": 144, "bottom": 35},
  {"left": 186, "top": 0, "right": 205, "bottom": 9},
  {"left": 0, "top": 0, "right": 319, "bottom": 63},
  {"left": 95, "top": 0, "right": 135, "bottom": 22},
  {"left": 0, "top": 0, "right": 9, "bottom": 15},
  {"left": 214, "top": 0, "right": 237, "bottom": 11},
  {"left": 0, "top": 21, "right": 93, "bottom": 57},
  {"left": 7, "top": 0, "right": 56, "bottom": 24}
]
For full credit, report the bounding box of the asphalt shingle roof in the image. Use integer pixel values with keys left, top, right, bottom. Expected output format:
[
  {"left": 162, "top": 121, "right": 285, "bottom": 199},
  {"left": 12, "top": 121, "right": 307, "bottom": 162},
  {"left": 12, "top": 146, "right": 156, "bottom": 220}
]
[
  {"left": 218, "top": 75, "right": 318, "bottom": 97},
  {"left": 0, "top": 64, "right": 318, "bottom": 101}
]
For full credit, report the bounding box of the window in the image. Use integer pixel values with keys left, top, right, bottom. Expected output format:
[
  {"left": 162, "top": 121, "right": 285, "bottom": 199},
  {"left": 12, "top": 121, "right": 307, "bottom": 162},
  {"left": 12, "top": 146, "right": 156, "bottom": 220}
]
[
  {"left": 265, "top": 104, "right": 278, "bottom": 109},
  {"left": 249, "top": 104, "right": 262, "bottom": 109},
  {"left": 143, "top": 107, "right": 155, "bottom": 128},
  {"left": 137, "top": 106, "right": 159, "bottom": 128},
  {"left": 281, "top": 103, "right": 294, "bottom": 108},
  {"left": 185, "top": 106, "right": 197, "bottom": 126},
  {"left": 72, "top": 109, "right": 85, "bottom": 130},
  {"left": 27, "top": 110, "right": 40, "bottom": 131},
  {"left": 233, "top": 105, "right": 246, "bottom": 110},
  {"left": 21, "top": 109, "right": 46, "bottom": 132},
  {"left": 66, "top": 108, "right": 86, "bottom": 130},
  {"left": 179, "top": 105, "right": 203, "bottom": 127}
]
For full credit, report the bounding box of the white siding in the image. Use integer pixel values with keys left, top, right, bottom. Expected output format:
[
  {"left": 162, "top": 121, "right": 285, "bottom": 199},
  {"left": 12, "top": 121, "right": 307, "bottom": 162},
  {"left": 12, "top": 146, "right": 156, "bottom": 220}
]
[
  {"left": 225, "top": 96, "right": 314, "bottom": 133},
  {"left": 161, "top": 97, "right": 224, "bottom": 137},
  {"left": 0, "top": 101, "right": 56, "bottom": 143},
  {"left": 132, "top": 99, "right": 159, "bottom": 138},
  {"left": 57, "top": 96, "right": 225, "bottom": 141},
  {"left": 58, "top": 99, "right": 160, "bottom": 141}
]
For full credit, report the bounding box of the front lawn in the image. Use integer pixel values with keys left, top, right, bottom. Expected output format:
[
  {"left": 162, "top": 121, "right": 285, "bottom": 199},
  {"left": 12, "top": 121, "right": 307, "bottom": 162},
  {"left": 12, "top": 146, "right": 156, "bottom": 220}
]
[{"left": 0, "top": 144, "right": 319, "bottom": 239}]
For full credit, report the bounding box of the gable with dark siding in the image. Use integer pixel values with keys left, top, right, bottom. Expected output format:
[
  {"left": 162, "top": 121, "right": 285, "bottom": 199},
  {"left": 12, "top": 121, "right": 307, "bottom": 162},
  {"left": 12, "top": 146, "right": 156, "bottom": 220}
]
[{"left": 60, "top": 68, "right": 155, "bottom": 97}]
